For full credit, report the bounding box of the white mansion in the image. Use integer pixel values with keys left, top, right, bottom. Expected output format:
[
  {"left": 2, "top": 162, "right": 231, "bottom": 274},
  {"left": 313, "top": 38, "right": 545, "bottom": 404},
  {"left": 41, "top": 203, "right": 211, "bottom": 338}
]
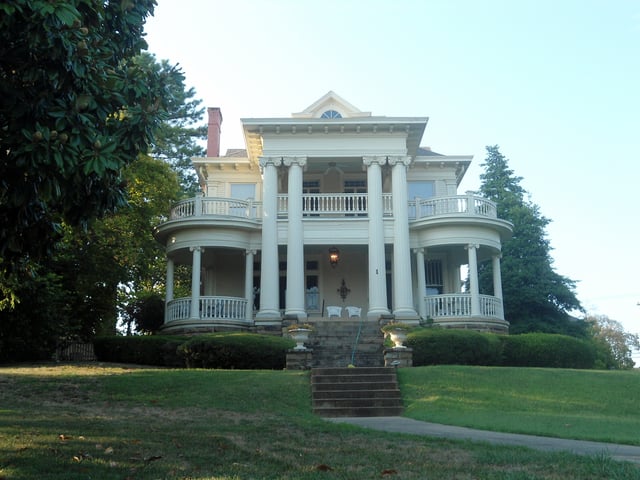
[{"left": 153, "top": 92, "right": 512, "bottom": 334}]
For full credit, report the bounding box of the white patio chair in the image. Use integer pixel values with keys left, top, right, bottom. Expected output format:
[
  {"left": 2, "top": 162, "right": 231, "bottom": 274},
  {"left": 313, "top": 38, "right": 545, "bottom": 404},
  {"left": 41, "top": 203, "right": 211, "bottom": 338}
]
[
  {"left": 345, "top": 306, "right": 361, "bottom": 318},
  {"left": 326, "top": 306, "right": 342, "bottom": 318}
]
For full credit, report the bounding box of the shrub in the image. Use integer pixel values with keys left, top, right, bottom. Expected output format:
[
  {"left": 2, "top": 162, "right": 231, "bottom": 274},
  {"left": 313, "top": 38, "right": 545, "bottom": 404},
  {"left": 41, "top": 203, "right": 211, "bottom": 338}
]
[
  {"left": 93, "top": 335, "right": 187, "bottom": 366},
  {"left": 500, "top": 333, "right": 596, "bottom": 369},
  {"left": 177, "top": 333, "right": 295, "bottom": 369},
  {"left": 407, "top": 328, "right": 502, "bottom": 366}
]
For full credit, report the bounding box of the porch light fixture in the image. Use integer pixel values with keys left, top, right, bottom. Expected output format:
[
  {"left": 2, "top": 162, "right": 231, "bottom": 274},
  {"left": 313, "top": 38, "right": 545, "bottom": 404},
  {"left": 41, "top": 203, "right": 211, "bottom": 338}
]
[{"left": 328, "top": 247, "right": 340, "bottom": 268}]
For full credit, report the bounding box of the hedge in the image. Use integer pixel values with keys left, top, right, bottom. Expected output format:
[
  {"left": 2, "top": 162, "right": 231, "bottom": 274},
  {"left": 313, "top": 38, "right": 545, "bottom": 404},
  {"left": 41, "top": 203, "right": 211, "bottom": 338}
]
[
  {"left": 407, "top": 329, "right": 502, "bottom": 366},
  {"left": 500, "top": 333, "right": 596, "bottom": 369},
  {"left": 406, "top": 329, "right": 597, "bottom": 369},
  {"left": 93, "top": 333, "right": 295, "bottom": 369},
  {"left": 177, "top": 333, "right": 294, "bottom": 369},
  {"left": 93, "top": 335, "right": 187, "bottom": 367}
]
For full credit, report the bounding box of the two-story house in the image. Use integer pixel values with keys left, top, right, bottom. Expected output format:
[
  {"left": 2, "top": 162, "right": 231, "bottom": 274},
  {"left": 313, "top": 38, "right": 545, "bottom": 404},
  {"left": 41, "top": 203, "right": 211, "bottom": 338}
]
[{"left": 153, "top": 92, "right": 512, "bottom": 335}]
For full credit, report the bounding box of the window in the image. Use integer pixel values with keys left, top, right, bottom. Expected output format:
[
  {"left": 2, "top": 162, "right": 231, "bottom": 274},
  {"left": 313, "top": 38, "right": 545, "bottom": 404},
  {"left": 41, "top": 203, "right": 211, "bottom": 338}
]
[
  {"left": 344, "top": 179, "right": 367, "bottom": 216},
  {"left": 426, "top": 259, "right": 443, "bottom": 295},
  {"left": 320, "top": 109, "right": 342, "bottom": 119},
  {"left": 407, "top": 181, "right": 434, "bottom": 200},
  {"left": 230, "top": 183, "right": 255, "bottom": 200},
  {"left": 408, "top": 181, "right": 434, "bottom": 218}
]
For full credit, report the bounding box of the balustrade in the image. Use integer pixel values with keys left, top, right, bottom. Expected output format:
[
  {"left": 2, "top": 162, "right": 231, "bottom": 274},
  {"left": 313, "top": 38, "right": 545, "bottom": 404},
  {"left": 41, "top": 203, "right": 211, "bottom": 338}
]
[
  {"left": 425, "top": 293, "right": 503, "bottom": 320},
  {"left": 166, "top": 194, "right": 496, "bottom": 223},
  {"left": 166, "top": 296, "right": 248, "bottom": 323},
  {"left": 411, "top": 195, "right": 497, "bottom": 220}
]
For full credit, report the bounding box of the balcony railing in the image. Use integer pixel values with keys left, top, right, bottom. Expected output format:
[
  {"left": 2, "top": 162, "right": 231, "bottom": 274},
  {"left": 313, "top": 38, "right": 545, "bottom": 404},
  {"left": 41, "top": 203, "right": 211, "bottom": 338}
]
[
  {"left": 170, "top": 197, "right": 262, "bottom": 221},
  {"left": 410, "top": 195, "right": 497, "bottom": 220},
  {"left": 166, "top": 193, "right": 494, "bottom": 222},
  {"left": 166, "top": 296, "right": 249, "bottom": 323},
  {"left": 425, "top": 293, "right": 504, "bottom": 320}
]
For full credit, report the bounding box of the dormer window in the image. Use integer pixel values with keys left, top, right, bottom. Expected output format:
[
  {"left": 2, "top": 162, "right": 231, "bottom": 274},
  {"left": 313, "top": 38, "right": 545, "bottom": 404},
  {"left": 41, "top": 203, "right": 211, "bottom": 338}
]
[{"left": 320, "top": 109, "right": 342, "bottom": 119}]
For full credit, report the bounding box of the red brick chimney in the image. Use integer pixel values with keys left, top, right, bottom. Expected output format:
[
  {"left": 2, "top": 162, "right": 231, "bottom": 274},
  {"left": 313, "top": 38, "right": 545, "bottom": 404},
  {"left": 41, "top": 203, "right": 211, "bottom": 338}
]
[{"left": 207, "top": 107, "right": 223, "bottom": 157}]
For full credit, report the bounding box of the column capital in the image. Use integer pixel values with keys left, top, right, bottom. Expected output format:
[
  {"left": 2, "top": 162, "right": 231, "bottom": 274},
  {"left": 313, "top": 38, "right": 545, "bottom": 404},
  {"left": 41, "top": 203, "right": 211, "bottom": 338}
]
[
  {"left": 362, "top": 155, "right": 388, "bottom": 167},
  {"left": 412, "top": 247, "right": 425, "bottom": 255},
  {"left": 465, "top": 243, "right": 480, "bottom": 251},
  {"left": 388, "top": 155, "right": 412, "bottom": 167},
  {"left": 282, "top": 156, "right": 307, "bottom": 167},
  {"left": 245, "top": 249, "right": 257, "bottom": 256},
  {"left": 259, "top": 156, "right": 283, "bottom": 168},
  {"left": 189, "top": 245, "right": 204, "bottom": 253}
]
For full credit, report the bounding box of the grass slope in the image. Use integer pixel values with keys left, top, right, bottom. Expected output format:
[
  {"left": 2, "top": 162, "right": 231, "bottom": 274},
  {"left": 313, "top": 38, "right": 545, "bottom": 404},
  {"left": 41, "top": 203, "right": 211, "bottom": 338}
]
[
  {"left": 0, "top": 364, "right": 638, "bottom": 479},
  {"left": 400, "top": 366, "right": 640, "bottom": 445}
]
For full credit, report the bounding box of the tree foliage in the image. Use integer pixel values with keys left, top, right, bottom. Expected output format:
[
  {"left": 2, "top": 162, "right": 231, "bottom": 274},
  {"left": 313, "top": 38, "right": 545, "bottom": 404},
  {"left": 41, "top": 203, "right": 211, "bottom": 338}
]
[
  {"left": 477, "top": 146, "right": 583, "bottom": 334},
  {"left": 586, "top": 314, "right": 639, "bottom": 369},
  {"left": 136, "top": 53, "right": 206, "bottom": 196},
  {"left": 0, "top": 0, "right": 166, "bottom": 280}
]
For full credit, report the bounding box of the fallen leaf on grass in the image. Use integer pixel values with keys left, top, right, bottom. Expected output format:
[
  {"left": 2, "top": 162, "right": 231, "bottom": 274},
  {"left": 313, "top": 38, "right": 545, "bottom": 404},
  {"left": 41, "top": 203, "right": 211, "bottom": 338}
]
[
  {"left": 72, "top": 452, "right": 92, "bottom": 463},
  {"left": 316, "top": 464, "right": 333, "bottom": 471},
  {"left": 104, "top": 446, "right": 114, "bottom": 455},
  {"left": 58, "top": 434, "right": 72, "bottom": 441},
  {"left": 144, "top": 455, "right": 162, "bottom": 463},
  {"left": 381, "top": 469, "right": 398, "bottom": 475}
]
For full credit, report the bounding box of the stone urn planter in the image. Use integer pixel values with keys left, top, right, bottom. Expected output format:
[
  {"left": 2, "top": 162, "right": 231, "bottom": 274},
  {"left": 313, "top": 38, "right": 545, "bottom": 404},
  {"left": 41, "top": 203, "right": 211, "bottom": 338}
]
[
  {"left": 288, "top": 328, "right": 313, "bottom": 351},
  {"left": 381, "top": 322, "right": 413, "bottom": 349},
  {"left": 387, "top": 328, "right": 409, "bottom": 348}
]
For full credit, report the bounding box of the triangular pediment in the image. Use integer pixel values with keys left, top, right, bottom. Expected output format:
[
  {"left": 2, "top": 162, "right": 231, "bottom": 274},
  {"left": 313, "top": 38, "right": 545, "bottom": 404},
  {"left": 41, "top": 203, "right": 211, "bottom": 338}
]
[{"left": 292, "top": 91, "right": 372, "bottom": 119}]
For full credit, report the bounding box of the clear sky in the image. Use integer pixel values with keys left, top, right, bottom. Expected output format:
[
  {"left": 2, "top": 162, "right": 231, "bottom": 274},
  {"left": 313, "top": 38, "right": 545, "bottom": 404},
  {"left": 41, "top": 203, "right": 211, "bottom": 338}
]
[{"left": 143, "top": 0, "right": 640, "bottom": 343}]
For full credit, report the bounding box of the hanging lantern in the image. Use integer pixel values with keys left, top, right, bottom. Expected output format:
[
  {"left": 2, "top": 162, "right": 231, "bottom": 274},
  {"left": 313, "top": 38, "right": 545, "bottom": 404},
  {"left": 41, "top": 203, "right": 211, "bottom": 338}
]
[{"left": 328, "top": 246, "right": 340, "bottom": 268}]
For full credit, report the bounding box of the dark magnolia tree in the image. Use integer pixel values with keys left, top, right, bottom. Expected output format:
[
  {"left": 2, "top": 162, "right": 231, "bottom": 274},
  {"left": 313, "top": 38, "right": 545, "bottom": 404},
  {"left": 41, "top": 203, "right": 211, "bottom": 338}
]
[
  {"left": 0, "top": 155, "right": 181, "bottom": 359},
  {"left": 586, "top": 314, "right": 639, "bottom": 369},
  {"left": 0, "top": 0, "right": 169, "bottom": 306},
  {"left": 477, "top": 146, "right": 583, "bottom": 335}
]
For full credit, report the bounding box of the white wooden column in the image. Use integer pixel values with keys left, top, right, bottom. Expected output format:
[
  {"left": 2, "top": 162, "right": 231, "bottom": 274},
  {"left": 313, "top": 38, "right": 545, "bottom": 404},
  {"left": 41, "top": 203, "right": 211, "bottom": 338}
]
[
  {"left": 467, "top": 244, "right": 481, "bottom": 317},
  {"left": 164, "top": 257, "right": 174, "bottom": 323},
  {"left": 492, "top": 254, "right": 503, "bottom": 300},
  {"left": 414, "top": 248, "right": 427, "bottom": 320},
  {"left": 284, "top": 156, "right": 307, "bottom": 319},
  {"left": 389, "top": 156, "right": 417, "bottom": 319},
  {"left": 257, "top": 156, "right": 281, "bottom": 320},
  {"left": 189, "top": 246, "right": 203, "bottom": 319},
  {"left": 363, "top": 156, "right": 389, "bottom": 317},
  {"left": 492, "top": 253, "right": 505, "bottom": 320},
  {"left": 245, "top": 249, "right": 256, "bottom": 322}
]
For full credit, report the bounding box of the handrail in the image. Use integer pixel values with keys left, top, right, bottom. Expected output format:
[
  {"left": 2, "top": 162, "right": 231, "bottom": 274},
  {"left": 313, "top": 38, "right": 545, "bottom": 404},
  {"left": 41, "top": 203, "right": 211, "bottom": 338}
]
[{"left": 350, "top": 314, "right": 367, "bottom": 367}]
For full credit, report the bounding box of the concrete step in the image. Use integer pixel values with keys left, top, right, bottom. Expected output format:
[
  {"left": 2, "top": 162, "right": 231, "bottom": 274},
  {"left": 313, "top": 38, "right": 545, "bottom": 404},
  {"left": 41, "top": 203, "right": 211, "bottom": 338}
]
[
  {"left": 298, "top": 319, "right": 386, "bottom": 368},
  {"left": 311, "top": 367, "right": 403, "bottom": 417}
]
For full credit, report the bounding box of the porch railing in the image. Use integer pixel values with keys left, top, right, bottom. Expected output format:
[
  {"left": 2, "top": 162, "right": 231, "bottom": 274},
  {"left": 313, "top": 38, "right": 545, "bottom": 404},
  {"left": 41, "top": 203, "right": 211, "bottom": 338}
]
[
  {"left": 166, "top": 296, "right": 249, "bottom": 323},
  {"left": 425, "top": 293, "right": 503, "bottom": 320}
]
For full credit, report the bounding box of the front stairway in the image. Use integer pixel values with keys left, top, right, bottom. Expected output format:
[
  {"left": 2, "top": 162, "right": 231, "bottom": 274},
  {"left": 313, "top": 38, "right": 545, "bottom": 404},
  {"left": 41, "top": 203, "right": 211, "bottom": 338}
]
[
  {"left": 308, "top": 319, "right": 384, "bottom": 368},
  {"left": 311, "top": 367, "right": 404, "bottom": 417}
]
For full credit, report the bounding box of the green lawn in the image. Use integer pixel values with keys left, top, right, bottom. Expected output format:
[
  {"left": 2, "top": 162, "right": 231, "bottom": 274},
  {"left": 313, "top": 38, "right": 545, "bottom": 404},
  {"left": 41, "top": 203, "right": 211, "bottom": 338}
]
[
  {"left": 1, "top": 363, "right": 639, "bottom": 479},
  {"left": 400, "top": 366, "right": 640, "bottom": 445}
]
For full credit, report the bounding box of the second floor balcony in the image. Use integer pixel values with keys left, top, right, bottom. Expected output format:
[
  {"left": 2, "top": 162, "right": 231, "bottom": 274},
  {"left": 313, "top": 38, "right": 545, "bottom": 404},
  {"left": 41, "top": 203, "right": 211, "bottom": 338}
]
[{"left": 166, "top": 193, "right": 499, "bottom": 223}]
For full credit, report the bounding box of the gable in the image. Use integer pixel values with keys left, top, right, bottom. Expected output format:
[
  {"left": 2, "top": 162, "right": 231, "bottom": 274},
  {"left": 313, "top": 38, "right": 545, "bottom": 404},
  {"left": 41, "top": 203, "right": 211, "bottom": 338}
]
[{"left": 292, "top": 91, "right": 372, "bottom": 119}]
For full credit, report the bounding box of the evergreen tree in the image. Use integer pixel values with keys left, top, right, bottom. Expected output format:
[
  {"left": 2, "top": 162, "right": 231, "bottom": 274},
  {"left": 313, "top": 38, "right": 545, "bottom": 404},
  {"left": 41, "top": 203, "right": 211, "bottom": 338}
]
[
  {"left": 137, "top": 52, "right": 206, "bottom": 196},
  {"left": 478, "top": 146, "right": 583, "bottom": 335}
]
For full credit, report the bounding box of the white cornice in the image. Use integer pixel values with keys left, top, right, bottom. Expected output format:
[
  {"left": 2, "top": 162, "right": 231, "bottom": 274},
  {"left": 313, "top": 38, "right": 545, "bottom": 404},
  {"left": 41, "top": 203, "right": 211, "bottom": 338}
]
[{"left": 242, "top": 117, "right": 428, "bottom": 164}]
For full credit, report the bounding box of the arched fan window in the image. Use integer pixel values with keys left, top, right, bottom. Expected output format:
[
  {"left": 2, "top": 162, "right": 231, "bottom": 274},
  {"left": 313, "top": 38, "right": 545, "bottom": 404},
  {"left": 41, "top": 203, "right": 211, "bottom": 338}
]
[{"left": 320, "top": 109, "right": 342, "bottom": 119}]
